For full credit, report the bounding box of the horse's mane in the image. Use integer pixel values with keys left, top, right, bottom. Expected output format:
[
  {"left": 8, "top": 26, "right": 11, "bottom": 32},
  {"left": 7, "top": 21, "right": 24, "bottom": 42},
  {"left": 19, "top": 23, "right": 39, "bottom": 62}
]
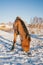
[{"left": 15, "top": 17, "right": 29, "bottom": 37}]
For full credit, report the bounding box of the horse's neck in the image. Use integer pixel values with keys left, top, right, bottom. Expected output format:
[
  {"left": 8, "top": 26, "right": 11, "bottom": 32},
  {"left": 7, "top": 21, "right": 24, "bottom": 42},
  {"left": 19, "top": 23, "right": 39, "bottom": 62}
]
[{"left": 18, "top": 21, "right": 26, "bottom": 39}]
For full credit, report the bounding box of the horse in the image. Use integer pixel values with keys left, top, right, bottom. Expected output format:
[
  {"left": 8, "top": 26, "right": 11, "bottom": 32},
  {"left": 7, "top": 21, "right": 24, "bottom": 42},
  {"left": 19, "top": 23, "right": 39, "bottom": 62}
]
[{"left": 11, "top": 17, "right": 31, "bottom": 53}]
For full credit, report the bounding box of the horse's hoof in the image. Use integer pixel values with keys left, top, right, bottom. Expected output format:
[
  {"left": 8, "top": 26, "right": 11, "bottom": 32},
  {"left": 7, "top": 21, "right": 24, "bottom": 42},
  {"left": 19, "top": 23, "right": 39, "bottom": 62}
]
[{"left": 27, "top": 52, "right": 32, "bottom": 57}]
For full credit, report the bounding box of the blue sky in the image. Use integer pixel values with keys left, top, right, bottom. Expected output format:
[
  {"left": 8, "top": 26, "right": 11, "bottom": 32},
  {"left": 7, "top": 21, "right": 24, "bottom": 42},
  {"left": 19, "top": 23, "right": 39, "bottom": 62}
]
[{"left": 0, "top": 0, "right": 43, "bottom": 23}]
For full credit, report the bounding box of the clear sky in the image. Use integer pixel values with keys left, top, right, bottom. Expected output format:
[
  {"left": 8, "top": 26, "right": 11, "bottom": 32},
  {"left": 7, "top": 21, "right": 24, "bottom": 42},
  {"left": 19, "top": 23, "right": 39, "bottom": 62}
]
[{"left": 0, "top": 0, "right": 43, "bottom": 23}]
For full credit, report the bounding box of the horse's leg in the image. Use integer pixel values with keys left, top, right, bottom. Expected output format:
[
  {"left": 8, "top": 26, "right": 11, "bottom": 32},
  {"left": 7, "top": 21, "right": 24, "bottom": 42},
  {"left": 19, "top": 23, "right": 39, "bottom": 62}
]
[
  {"left": 11, "top": 33, "right": 17, "bottom": 51},
  {"left": 11, "top": 41, "right": 15, "bottom": 50}
]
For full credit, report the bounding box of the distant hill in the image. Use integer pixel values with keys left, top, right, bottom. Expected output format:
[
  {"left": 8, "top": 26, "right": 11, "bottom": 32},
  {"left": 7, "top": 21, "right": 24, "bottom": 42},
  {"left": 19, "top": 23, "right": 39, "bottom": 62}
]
[
  {"left": 30, "top": 16, "right": 43, "bottom": 24},
  {"left": 28, "top": 17, "right": 43, "bottom": 34},
  {"left": 0, "top": 22, "right": 13, "bottom": 32}
]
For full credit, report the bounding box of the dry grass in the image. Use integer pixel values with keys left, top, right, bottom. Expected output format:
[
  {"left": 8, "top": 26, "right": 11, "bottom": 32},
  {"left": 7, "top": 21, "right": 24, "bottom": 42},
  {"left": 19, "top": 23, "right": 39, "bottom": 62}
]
[{"left": 0, "top": 25, "right": 13, "bottom": 32}]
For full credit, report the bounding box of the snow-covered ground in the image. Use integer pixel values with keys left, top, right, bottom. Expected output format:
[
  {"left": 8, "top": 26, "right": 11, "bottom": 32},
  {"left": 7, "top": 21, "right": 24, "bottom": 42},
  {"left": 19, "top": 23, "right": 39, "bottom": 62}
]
[{"left": 0, "top": 30, "right": 43, "bottom": 65}]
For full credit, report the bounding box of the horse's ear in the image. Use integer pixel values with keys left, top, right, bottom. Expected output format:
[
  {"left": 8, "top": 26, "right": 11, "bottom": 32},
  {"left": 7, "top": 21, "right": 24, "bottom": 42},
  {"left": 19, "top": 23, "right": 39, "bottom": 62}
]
[{"left": 16, "top": 16, "right": 21, "bottom": 20}]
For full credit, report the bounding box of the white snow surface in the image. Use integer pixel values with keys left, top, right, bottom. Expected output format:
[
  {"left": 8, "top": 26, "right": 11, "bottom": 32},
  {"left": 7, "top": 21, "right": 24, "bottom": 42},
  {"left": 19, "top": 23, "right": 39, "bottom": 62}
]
[{"left": 0, "top": 30, "right": 43, "bottom": 65}]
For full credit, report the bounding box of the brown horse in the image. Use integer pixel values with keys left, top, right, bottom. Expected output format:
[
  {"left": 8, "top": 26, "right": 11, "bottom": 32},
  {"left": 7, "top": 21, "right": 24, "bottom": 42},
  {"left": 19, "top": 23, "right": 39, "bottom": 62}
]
[{"left": 11, "top": 17, "right": 31, "bottom": 52}]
